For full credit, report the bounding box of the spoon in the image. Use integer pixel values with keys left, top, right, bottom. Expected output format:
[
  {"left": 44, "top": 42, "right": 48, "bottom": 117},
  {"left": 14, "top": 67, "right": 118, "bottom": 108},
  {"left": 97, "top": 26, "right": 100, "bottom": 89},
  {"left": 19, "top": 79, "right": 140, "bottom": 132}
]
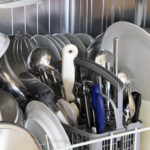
[
  {"left": 118, "top": 67, "right": 136, "bottom": 122},
  {"left": 27, "top": 48, "right": 52, "bottom": 70}
]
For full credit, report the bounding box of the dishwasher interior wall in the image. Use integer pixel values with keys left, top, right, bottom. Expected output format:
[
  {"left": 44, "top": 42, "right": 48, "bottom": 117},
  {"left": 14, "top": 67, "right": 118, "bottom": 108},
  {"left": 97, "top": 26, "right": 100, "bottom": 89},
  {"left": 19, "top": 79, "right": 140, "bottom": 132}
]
[{"left": 0, "top": 0, "right": 150, "bottom": 37}]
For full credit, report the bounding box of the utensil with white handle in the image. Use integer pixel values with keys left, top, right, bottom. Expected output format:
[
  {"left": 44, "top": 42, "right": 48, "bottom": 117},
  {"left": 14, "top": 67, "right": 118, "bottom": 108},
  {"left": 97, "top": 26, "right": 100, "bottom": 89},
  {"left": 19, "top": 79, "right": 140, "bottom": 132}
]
[{"left": 62, "top": 44, "right": 78, "bottom": 101}]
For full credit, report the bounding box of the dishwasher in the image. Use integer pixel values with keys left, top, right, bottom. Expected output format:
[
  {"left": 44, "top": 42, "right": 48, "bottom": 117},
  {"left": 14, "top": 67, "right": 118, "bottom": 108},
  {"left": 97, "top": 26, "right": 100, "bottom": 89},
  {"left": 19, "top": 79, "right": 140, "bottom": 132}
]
[{"left": 0, "top": 0, "right": 149, "bottom": 150}]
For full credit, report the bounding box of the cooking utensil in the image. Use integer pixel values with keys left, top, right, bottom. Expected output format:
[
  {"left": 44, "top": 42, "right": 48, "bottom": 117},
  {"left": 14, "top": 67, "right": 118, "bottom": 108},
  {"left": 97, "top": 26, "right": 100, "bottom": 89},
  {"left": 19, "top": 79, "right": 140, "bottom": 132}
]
[
  {"left": 76, "top": 33, "right": 95, "bottom": 48},
  {"left": 62, "top": 33, "right": 86, "bottom": 58},
  {"left": 62, "top": 44, "right": 78, "bottom": 101},
  {"left": 127, "top": 91, "right": 136, "bottom": 120},
  {"left": 95, "top": 50, "right": 113, "bottom": 70},
  {"left": 118, "top": 67, "right": 136, "bottom": 122},
  {"left": 19, "top": 71, "right": 68, "bottom": 124},
  {"left": 74, "top": 58, "right": 124, "bottom": 130},
  {"left": 0, "top": 89, "right": 22, "bottom": 124},
  {"left": 25, "top": 101, "right": 72, "bottom": 150},
  {"left": 82, "top": 81, "right": 95, "bottom": 130},
  {"left": 118, "top": 66, "right": 134, "bottom": 92},
  {"left": 92, "top": 84, "right": 105, "bottom": 133},
  {"left": 0, "top": 32, "right": 10, "bottom": 58},
  {"left": 0, "top": 123, "right": 40, "bottom": 150},
  {"left": 95, "top": 50, "right": 113, "bottom": 121},
  {"left": 132, "top": 91, "right": 142, "bottom": 122},
  {"left": 27, "top": 47, "right": 52, "bottom": 70},
  {"left": 0, "top": 69, "right": 26, "bottom": 100},
  {"left": 31, "top": 35, "right": 61, "bottom": 65}
]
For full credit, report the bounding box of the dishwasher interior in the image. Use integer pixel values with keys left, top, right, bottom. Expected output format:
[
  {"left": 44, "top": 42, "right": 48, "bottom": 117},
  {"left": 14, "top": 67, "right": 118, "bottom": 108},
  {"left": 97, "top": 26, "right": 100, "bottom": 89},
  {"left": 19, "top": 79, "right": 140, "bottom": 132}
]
[{"left": 0, "top": 0, "right": 150, "bottom": 150}]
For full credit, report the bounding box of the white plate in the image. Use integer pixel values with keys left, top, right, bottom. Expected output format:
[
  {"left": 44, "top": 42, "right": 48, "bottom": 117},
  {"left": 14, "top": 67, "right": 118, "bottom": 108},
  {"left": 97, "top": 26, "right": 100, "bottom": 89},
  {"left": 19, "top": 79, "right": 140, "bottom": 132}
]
[
  {"left": 0, "top": 123, "right": 40, "bottom": 150},
  {"left": 0, "top": 32, "right": 9, "bottom": 58},
  {"left": 57, "top": 99, "right": 78, "bottom": 126},
  {"left": 25, "top": 101, "right": 72, "bottom": 150},
  {"left": 101, "top": 21, "right": 150, "bottom": 100}
]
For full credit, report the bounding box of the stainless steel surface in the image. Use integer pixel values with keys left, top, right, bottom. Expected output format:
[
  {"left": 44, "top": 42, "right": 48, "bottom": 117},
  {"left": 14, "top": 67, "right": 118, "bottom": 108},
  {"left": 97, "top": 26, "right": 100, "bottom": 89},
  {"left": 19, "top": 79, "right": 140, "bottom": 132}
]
[
  {"left": 95, "top": 50, "right": 113, "bottom": 122},
  {"left": 118, "top": 67, "right": 134, "bottom": 90},
  {"left": 0, "top": 89, "right": 20, "bottom": 123},
  {"left": 0, "top": 0, "right": 148, "bottom": 37},
  {"left": 95, "top": 50, "right": 113, "bottom": 70},
  {"left": 0, "top": 123, "right": 40, "bottom": 150},
  {"left": 27, "top": 47, "right": 51, "bottom": 69},
  {"left": 0, "top": 68, "right": 26, "bottom": 100}
]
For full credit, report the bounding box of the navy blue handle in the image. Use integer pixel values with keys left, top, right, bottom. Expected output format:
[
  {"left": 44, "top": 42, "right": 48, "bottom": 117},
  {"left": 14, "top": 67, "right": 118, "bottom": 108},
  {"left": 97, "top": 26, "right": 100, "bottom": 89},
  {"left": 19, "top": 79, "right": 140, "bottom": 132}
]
[{"left": 92, "top": 84, "right": 105, "bottom": 133}]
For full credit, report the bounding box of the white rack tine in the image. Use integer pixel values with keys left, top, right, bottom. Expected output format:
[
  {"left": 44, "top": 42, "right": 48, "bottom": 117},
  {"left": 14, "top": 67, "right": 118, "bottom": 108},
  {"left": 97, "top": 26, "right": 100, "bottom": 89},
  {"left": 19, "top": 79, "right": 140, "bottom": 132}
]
[
  {"left": 11, "top": 8, "right": 14, "bottom": 35},
  {"left": 110, "top": 133, "right": 113, "bottom": 150},
  {"left": 134, "top": 128, "right": 138, "bottom": 150},
  {"left": 24, "top": 6, "right": 27, "bottom": 33},
  {"left": 48, "top": 0, "right": 51, "bottom": 34},
  {"left": 66, "top": 0, "right": 69, "bottom": 33},
  {"left": 36, "top": 2, "right": 39, "bottom": 35}
]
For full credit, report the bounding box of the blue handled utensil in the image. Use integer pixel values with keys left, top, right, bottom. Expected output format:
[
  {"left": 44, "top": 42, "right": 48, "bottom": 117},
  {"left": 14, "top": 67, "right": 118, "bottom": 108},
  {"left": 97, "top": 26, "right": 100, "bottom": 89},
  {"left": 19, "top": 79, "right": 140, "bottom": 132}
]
[{"left": 92, "top": 84, "right": 105, "bottom": 133}]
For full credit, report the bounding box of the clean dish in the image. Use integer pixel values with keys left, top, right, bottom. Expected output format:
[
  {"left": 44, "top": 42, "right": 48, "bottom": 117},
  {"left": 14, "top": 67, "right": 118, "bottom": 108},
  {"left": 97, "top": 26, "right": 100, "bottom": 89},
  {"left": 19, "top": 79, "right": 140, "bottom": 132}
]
[
  {"left": 0, "top": 32, "right": 9, "bottom": 58},
  {"left": 46, "top": 35, "right": 62, "bottom": 54},
  {"left": 0, "top": 123, "right": 40, "bottom": 150},
  {"left": 54, "top": 34, "right": 71, "bottom": 45},
  {"left": 62, "top": 33, "right": 86, "bottom": 58},
  {"left": 87, "top": 33, "right": 103, "bottom": 60},
  {"left": 25, "top": 101, "right": 72, "bottom": 150},
  {"left": 52, "top": 35, "right": 66, "bottom": 48},
  {"left": 101, "top": 21, "right": 150, "bottom": 100},
  {"left": 57, "top": 99, "right": 78, "bottom": 126},
  {"left": 76, "top": 33, "right": 95, "bottom": 48}
]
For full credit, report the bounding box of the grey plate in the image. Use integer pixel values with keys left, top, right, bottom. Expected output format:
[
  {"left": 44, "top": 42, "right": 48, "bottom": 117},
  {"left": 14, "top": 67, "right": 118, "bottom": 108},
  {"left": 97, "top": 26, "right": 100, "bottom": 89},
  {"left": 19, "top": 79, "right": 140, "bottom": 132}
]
[
  {"left": 54, "top": 34, "right": 71, "bottom": 45},
  {"left": 6, "top": 36, "right": 26, "bottom": 77},
  {"left": 52, "top": 35, "right": 66, "bottom": 48},
  {"left": 31, "top": 35, "right": 61, "bottom": 65},
  {"left": 4, "top": 35, "right": 27, "bottom": 89},
  {"left": 87, "top": 33, "right": 104, "bottom": 60},
  {"left": 62, "top": 33, "right": 87, "bottom": 58},
  {"left": 46, "top": 35, "right": 62, "bottom": 55},
  {"left": 76, "top": 33, "right": 95, "bottom": 48}
]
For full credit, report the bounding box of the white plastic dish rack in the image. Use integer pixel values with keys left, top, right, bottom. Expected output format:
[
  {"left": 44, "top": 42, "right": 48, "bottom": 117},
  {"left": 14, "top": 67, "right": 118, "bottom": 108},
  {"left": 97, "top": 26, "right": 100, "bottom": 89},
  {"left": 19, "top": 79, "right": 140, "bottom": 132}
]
[{"left": 0, "top": 1, "right": 150, "bottom": 150}]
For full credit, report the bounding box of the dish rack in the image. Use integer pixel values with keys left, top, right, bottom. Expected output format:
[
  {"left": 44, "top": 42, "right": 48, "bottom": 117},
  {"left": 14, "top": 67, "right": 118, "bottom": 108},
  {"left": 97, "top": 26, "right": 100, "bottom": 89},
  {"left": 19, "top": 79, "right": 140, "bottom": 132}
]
[
  {"left": 0, "top": 1, "right": 150, "bottom": 150},
  {"left": 35, "top": 57, "right": 144, "bottom": 150}
]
